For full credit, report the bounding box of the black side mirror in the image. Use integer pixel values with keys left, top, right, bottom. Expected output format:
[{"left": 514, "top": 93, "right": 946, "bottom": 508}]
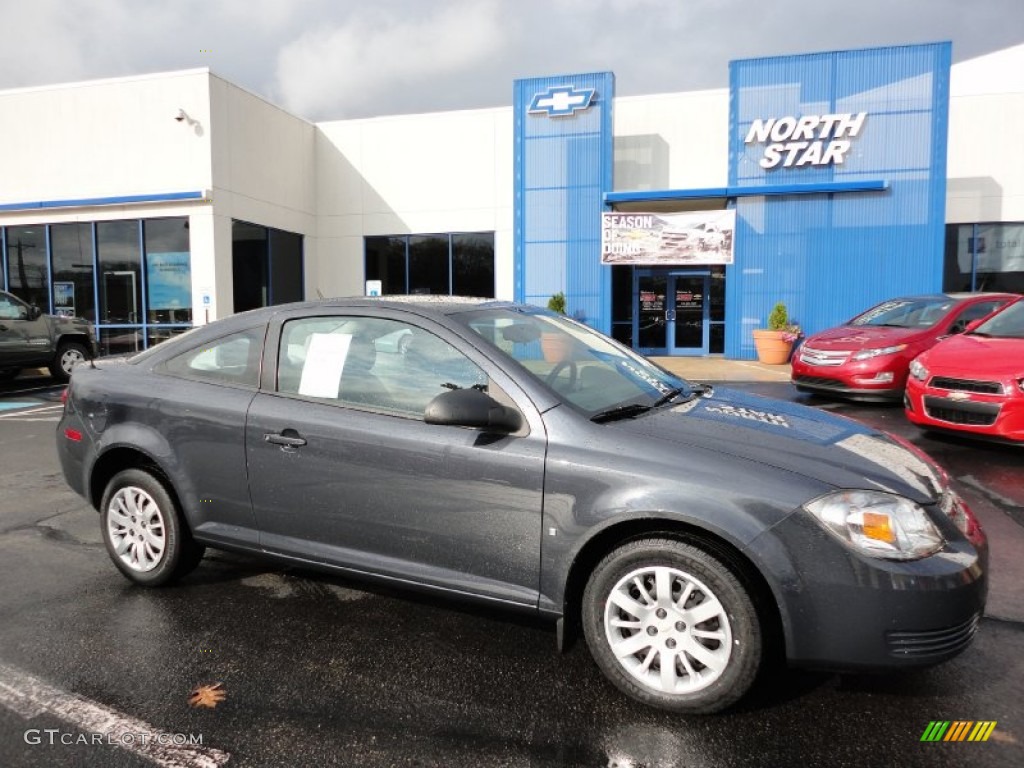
[
  {"left": 424, "top": 387, "right": 522, "bottom": 432},
  {"left": 28, "top": 305, "right": 42, "bottom": 320}
]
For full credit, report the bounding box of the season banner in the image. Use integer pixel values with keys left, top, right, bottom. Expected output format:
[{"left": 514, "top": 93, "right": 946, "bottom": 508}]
[{"left": 601, "top": 210, "right": 735, "bottom": 265}]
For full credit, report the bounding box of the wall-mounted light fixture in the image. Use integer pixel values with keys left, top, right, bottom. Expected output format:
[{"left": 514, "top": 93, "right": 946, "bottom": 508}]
[{"left": 174, "top": 108, "right": 204, "bottom": 136}]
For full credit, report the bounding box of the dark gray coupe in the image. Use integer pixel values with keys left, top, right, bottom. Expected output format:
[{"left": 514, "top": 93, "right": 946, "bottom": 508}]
[{"left": 57, "top": 298, "right": 987, "bottom": 713}]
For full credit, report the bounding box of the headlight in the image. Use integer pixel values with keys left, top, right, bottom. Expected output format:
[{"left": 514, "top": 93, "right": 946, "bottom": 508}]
[
  {"left": 909, "top": 359, "right": 929, "bottom": 381},
  {"left": 804, "top": 490, "right": 944, "bottom": 560},
  {"left": 851, "top": 344, "right": 907, "bottom": 361}
]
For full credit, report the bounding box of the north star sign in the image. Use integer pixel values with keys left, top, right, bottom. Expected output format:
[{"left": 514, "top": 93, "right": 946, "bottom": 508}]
[
  {"left": 744, "top": 112, "right": 868, "bottom": 169},
  {"left": 528, "top": 85, "right": 595, "bottom": 117}
]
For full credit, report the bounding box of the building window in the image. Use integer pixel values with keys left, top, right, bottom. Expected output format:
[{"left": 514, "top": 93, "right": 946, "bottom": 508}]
[
  {"left": 364, "top": 233, "right": 495, "bottom": 297},
  {"left": 50, "top": 223, "right": 96, "bottom": 321},
  {"left": 4, "top": 226, "right": 47, "bottom": 308},
  {"left": 3, "top": 216, "right": 193, "bottom": 356},
  {"left": 944, "top": 222, "right": 1024, "bottom": 294},
  {"left": 232, "top": 220, "right": 304, "bottom": 313}
]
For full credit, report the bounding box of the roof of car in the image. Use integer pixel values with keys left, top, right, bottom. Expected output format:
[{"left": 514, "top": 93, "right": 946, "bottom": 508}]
[{"left": 268, "top": 296, "right": 525, "bottom": 316}]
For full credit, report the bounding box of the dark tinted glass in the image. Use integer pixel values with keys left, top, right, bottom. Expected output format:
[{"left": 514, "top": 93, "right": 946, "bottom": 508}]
[
  {"left": 5, "top": 226, "right": 47, "bottom": 308},
  {"left": 452, "top": 233, "right": 494, "bottom": 297},
  {"left": 50, "top": 223, "right": 95, "bottom": 321},
  {"left": 409, "top": 235, "right": 449, "bottom": 295},
  {"left": 97, "top": 220, "right": 142, "bottom": 325},
  {"left": 232, "top": 221, "right": 268, "bottom": 313},
  {"left": 365, "top": 237, "right": 406, "bottom": 294},
  {"left": 269, "top": 229, "right": 303, "bottom": 304}
]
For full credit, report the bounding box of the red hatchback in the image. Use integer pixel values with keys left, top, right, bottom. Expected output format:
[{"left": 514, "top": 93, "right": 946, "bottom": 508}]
[
  {"left": 791, "top": 293, "right": 1016, "bottom": 401},
  {"left": 906, "top": 298, "right": 1024, "bottom": 443}
]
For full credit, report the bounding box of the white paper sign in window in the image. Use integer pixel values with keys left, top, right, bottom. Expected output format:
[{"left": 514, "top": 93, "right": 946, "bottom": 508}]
[{"left": 298, "top": 333, "right": 352, "bottom": 398}]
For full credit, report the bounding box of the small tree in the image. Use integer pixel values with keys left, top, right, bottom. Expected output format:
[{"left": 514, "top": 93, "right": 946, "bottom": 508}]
[
  {"left": 547, "top": 292, "right": 567, "bottom": 315},
  {"left": 767, "top": 302, "right": 801, "bottom": 342},
  {"left": 767, "top": 302, "right": 789, "bottom": 331}
]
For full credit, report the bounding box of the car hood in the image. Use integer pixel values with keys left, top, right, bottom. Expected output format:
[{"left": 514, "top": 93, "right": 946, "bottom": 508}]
[
  {"left": 615, "top": 387, "right": 945, "bottom": 504},
  {"left": 804, "top": 325, "right": 923, "bottom": 350},
  {"left": 921, "top": 334, "right": 1024, "bottom": 377}
]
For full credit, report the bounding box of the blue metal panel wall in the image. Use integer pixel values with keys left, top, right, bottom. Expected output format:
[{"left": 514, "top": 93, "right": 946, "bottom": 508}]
[
  {"left": 726, "top": 43, "right": 951, "bottom": 358},
  {"left": 514, "top": 73, "right": 614, "bottom": 332}
]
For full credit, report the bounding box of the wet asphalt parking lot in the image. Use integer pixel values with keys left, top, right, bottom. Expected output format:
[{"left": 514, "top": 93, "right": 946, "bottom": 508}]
[{"left": 0, "top": 370, "right": 1022, "bottom": 767}]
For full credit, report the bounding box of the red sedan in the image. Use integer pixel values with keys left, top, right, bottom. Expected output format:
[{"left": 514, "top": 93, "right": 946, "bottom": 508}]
[
  {"left": 906, "top": 298, "right": 1024, "bottom": 443},
  {"left": 791, "top": 293, "right": 1016, "bottom": 401}
]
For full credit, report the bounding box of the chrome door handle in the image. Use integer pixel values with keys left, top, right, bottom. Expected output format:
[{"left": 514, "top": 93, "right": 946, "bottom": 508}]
[{"left": 264, "top": 432, "right": 307, "bottom": 447}]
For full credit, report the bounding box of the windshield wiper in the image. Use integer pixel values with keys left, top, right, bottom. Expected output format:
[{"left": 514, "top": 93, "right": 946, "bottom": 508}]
[
  {"left": 591, "top": 403, "right": 652, "bottom": 424},
  {"left": 651, "top": 387, "right": 685, "bottom": 408}
]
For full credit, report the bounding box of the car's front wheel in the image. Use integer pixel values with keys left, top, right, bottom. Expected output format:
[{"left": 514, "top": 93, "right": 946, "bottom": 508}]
[
  {"left": 582, "top": 538, "right": 761, "bottom": 713},
  {"left": 50, "top": 341, "right": 89, "bottom": 382},
  {"left": 99, "top": 469, "right": 205, "bottom": 586}
]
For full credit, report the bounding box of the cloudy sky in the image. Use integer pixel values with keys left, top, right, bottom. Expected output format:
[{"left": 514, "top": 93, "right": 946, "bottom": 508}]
[{"left": 2, "top": 0, "right": 1021, "bottom": 120}]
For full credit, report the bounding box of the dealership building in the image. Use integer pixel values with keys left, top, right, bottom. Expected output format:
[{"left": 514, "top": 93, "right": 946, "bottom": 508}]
[{"left": 1, "top": 41, "right": 1021, "bottom": 358}]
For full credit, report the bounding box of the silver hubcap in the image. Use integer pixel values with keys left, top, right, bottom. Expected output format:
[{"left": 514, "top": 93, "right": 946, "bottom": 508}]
[
  {"left": 107, "top": 487, "right": 166, "bottom": 572},
  {"left": 61, "top": 348, "right": 85, "bottom": 374},
  {"left": 604, "top": 566, "right": 732, "bottom": 694}
]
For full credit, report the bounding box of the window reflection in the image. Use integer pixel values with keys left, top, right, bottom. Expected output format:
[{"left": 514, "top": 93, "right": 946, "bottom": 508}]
[
  {"left": 145, "top": 218, "right": 192, "bottom": 325},
  {"left": 97, "top": 220, "right": 141, "bottom": 325},
  {"left": 50, "top": 223, "right": 96, "bottom": 321},
  {"left": 5, "top": 226, "right": 47, "bottom": 308},
  {"left": 363, "top": 233, "right": 495, "bottom": 298}
]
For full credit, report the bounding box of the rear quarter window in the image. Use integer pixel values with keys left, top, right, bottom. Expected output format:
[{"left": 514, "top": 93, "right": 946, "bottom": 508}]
[{"left": 157, "top": 327, "right": 264, "bottom": 388}]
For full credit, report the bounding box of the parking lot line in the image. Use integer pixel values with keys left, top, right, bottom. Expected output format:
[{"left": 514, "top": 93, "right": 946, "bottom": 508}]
[
  {"left": 0, "top": 662, "right": 230, "bottom": 767},
  {"left": 0, "top": 402, "right": 40, "bottom": 412},
  {"left": 0, "top": 404, "right": 64, "bottom": 419}
]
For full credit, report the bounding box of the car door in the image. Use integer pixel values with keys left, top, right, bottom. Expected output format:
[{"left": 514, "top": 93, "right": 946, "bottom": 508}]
[
  {"left": 245, "top": 309, "right": 547, "bottom": 606},
  {"left": 0, "top": 293, "right": 49, "bottom": 365}
]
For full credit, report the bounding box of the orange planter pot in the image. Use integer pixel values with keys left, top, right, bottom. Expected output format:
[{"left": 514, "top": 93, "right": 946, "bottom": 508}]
[
  {"left": 752, "top": 329, "right": 794, "bottom": 364},
  {"left": 540, "top": 332, "right": 572, "bottom": 363}
]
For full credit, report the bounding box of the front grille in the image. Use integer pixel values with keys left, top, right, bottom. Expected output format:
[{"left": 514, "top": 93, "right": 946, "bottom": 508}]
[
  {"left": 930, "top": 376, "right": 1003, "bottom": 395},
  {"left": 887, "top": 614, "right": 980, "bottom": 659},
  {"left": 794, "top": 375, "right": 846, "bottom": 389},
  {"left": 924, "top": 397, "right": 1001, "bottom": 426},
  {"left": 799, "top": 347, "right": 850, "bottom": 367}
]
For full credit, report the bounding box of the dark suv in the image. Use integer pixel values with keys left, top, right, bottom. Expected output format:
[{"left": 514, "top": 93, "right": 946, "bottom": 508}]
[{"left": 0, "top": 289, "right": 94, "bottom": 382}]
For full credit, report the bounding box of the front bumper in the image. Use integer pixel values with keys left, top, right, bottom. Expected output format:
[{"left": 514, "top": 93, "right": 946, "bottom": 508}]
[
  {"left": 905, "top": 378, "right": 1024, "bottom": 443},
  {"left": 745, "top": 501, "right": 987, "bottom": 670},
  {"left": 791, "top": 355, "right": 910, "bottom": 401}
]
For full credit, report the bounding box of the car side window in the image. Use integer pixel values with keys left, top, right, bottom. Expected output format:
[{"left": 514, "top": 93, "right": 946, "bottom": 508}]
[
  {"left": 159, "top": 327, "right": 264, "bottom": 388},
  {"left": 277, "top": 316, "right": 488, "bottom": 417},
  {"left": 949, "top": 301, "right": 1004, "bottom": 333},
  {"left": 0, "top": 294, "right": 27, "bottom": 320}
]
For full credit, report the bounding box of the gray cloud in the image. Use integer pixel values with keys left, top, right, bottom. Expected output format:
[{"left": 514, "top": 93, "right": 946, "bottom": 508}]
[{"left": 0, "top": 0, "right": 1020, "bottom": 120}]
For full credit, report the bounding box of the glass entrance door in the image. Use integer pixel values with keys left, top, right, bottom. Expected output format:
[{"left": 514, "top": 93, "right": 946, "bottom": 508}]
[{"left": 634, "top": 270, "right": 710, "bottom": 356}]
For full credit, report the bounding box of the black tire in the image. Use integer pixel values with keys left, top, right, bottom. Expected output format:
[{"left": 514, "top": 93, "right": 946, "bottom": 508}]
[
  {"left": 49, "top": 341, "right": 89, "bottom": 382},
  {"left": 582, "top": 538, "right": 761, "bottom": 714},
  {"left": 0, "top": 368, "right": 20, "bottom": 382},
  {"left": 99, "top": 468, "right": 205, "bottom": 586}
]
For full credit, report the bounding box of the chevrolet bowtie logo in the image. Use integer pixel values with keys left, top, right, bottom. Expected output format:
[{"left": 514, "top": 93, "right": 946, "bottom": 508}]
[{"left": 528, "top": 85, "right": 595, "bottom": 117}]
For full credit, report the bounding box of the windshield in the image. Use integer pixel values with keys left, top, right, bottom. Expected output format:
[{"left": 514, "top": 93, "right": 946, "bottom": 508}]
[
  {"left": 455, "top": 308, "right": 692, "bottom": 416},
  {"left": 849, "top": 297, "right": 954, "bottom": 328},
  {"left": 972, "top": 299, "right": 1024, "bottom": 338}
]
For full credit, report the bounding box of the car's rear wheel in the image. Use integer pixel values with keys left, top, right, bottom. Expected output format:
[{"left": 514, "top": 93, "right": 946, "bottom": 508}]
[
  {"left": 99, "top": 469, "right": 205, "bottom": 586},
  {"left": 582, "top": 538, "right": 761, "bottom": 713},
  {"left": 49, "top": 341, "right": 89, "bottom": 382}
]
